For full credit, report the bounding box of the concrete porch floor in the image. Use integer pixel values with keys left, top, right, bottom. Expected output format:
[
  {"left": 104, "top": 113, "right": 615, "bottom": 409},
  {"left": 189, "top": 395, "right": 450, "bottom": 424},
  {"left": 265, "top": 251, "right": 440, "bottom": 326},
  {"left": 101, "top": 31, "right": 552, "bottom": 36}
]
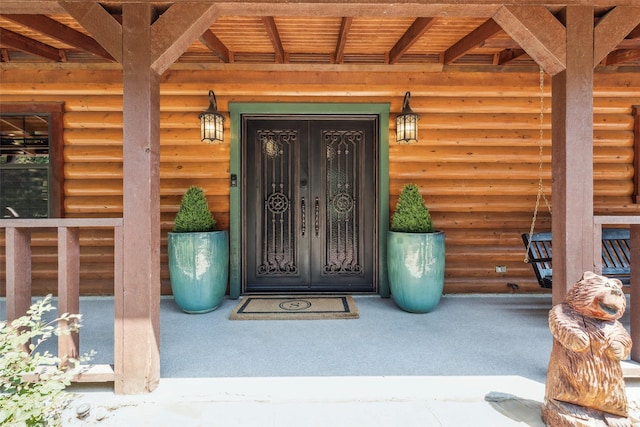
[
  {"left": 75, "top": 293, "right": 626, "bottom": 381},
  {"left": 2, "top": 294, "right": 639, "bottom": 426}
]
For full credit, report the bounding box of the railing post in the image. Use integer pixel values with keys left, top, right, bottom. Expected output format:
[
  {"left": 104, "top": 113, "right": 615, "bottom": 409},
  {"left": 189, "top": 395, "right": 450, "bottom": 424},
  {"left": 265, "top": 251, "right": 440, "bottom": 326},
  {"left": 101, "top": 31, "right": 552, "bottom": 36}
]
[
  {"left": 594, "top": 215, "right": 640, "bottom": 363},
  {"left": 1, "top": 218, "right": 123, "bottom": 385},
  {"left": 57, "top": 226, "right": 80, "bottom": 367},
  {"left": 5, "top": 227, "right": 31, "bottom": 323}
]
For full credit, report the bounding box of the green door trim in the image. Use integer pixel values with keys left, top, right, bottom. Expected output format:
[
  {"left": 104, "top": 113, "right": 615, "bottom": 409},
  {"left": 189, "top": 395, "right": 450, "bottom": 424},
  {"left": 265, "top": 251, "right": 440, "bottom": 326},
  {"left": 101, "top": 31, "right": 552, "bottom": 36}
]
[{"left": 229, "top": 103, "right": 390, "bottom": 298}]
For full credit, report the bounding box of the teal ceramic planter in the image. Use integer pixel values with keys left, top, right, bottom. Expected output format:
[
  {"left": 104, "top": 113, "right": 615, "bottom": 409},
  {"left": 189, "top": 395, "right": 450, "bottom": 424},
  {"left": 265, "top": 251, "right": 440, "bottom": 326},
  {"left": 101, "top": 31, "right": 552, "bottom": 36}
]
[
  {"left": 387, "top": 231, "right": 445, "bottom": 313},
  {"left": 168, "top": 231, "right": 228, "bottom": 314}
]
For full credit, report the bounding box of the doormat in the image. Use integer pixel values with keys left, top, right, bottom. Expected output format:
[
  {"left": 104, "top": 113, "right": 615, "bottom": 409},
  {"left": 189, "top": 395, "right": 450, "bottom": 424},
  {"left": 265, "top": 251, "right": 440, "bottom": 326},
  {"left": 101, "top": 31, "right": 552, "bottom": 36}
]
[{"left": 229, "top": 296, "right": 359, "bottom": 320}]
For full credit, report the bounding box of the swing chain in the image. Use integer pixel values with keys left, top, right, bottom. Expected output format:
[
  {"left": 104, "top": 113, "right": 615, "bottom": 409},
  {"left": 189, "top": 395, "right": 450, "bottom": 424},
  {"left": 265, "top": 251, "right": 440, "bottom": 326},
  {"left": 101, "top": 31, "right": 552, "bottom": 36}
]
[{"left": 524, "top": 66, "right": 552, "bottom": 263}]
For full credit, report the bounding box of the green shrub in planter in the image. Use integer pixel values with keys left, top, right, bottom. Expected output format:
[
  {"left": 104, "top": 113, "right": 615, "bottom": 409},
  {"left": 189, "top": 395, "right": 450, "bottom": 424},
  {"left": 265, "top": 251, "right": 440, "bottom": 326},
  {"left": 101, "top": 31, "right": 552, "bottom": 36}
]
[
  {"left": 173, "top": 186, "right": 216, "bottom": 233},
  {"left": 390, "top": 183, "right": 433, "bottom": 233},
  {"left": 388, "top": 183, "right": 444, "bottom": 313},
  {"left": 168, "top": 186, "right": 228, "bottom": 314}
]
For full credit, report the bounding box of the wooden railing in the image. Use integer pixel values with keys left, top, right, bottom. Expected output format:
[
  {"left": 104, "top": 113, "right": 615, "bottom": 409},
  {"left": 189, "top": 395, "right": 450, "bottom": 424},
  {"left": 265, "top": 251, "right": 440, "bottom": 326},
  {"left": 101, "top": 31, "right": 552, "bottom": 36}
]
[
  {"left": 594, "top": 215, "right": 640, "bottom": 364},
  {"left": 1, "top": 218, "right": 123, "bottom": 383}
]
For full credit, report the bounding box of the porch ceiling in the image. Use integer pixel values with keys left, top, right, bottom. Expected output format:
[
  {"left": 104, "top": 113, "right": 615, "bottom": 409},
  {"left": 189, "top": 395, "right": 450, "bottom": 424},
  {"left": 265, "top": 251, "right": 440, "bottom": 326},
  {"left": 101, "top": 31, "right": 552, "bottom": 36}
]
[{"left": 1, "top": 3, "right": 639, "bottom": 70}]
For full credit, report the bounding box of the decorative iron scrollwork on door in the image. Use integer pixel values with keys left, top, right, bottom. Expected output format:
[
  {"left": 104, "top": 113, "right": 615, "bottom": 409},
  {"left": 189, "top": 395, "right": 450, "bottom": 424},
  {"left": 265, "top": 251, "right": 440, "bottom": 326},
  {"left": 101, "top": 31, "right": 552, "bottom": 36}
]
[
  {"left": 257, "top": 130, "right": 299, "bottom": 276},
  {"left": 322, "top": 130, "right": 363, "bottom": 275}
]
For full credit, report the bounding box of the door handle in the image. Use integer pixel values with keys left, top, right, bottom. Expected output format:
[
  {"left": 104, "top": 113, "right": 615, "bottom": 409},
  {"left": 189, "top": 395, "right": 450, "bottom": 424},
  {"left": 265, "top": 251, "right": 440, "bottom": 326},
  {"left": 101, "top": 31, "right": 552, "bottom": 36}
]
[
  {"left": 314, "top": 197, "right": 319, "bottom": 237},
  {"left": 301, "top": 197, "right": 306, "bottom": 236}
]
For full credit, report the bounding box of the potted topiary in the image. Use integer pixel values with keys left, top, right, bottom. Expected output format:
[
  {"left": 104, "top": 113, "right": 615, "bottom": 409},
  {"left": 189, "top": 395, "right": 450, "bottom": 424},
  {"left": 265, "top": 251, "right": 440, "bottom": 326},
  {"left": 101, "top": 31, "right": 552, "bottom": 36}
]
[
  {"left": 387, "top": 183, "right": 445, "bottom": 313},
  {"left": 167, "top": 186, "right": 228, "bottom": 313}
]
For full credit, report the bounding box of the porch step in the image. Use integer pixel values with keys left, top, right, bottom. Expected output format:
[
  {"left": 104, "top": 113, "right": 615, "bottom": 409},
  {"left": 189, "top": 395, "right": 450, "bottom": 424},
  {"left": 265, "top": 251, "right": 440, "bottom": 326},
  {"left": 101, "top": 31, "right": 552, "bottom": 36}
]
[
  {"left": 70, "top": 364, "right": 115, "bottom": 383},
  {"left": 623, "top": 360, "right": 640, "bottom": 379}
]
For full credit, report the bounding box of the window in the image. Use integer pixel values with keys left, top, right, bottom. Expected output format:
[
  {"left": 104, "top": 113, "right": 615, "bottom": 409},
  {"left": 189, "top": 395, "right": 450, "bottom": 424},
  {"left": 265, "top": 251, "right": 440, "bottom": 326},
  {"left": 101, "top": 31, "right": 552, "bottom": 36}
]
[{"left": 0, "top": 104, "right": 64, "bottom": 218}]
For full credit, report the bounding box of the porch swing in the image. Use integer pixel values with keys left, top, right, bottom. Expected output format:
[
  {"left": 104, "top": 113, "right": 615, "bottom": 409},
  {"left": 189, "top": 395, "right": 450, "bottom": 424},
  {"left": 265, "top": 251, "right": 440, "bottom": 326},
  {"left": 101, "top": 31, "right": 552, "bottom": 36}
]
[
  {"left": 520, "top": 66, "right": 554, "bottom": 288},
  {"left": 521, "top": 68, "right": 632, "bottom": 289}
]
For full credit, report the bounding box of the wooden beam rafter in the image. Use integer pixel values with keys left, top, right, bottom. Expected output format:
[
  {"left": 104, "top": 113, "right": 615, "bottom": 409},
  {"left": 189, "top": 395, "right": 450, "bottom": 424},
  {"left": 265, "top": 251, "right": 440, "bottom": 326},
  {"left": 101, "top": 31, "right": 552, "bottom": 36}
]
[
  {"left": 60, "top": 1, "right": 123, "bottom": 63},
  {"left": 495, "top": 48, "right": 527, "bottom": 65},
  {"left": 334, "top": 17, "right": 352, "bottom": 64},
  {"left": 602, "top": 19, "right": 640, "bottom": 66},
  {"left": 389, "top": 17, "right": 436, "bottom": 64},
  {"left": 443, "top": 18, "right": 503, "bottom": 65},
  {"left": 617, "top": 39, "right": 640, "bottom": 49},
  {"left": 628, "top": 23, "right": 640, "bottom": 39},
  {"left": 149, "top": 2, "right": 219, "bottom": 73},
  {"left": 262, "top": 16, "right": 285, "bottom": 64},
  {"left": 606, "top": 48, "right": 640, "bottom": 65},
  {"left": 0, "top": 27, "right": 62, "bottom": 61},
  {"left": 594, "top": 6, "right": 640, "bottom": 67},
  {"left": 2, "top": 14, "right": 114, "bottom": 61},
  {"left": 199, "top": 30, "right": 230, "bottom": 63},
  {"left": 492, "top": 5, "right": 566, "bottom": 75}
]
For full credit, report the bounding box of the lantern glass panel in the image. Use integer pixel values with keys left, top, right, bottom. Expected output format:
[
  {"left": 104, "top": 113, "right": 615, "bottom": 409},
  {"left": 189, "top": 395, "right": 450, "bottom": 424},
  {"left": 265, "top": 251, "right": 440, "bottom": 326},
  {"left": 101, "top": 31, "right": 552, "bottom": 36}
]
[
  {"left": 201, "top": 112, "right": 224, "bottom": 143},
  {"left": 396, "top": 114, "right": 418, "bottom": 144}
]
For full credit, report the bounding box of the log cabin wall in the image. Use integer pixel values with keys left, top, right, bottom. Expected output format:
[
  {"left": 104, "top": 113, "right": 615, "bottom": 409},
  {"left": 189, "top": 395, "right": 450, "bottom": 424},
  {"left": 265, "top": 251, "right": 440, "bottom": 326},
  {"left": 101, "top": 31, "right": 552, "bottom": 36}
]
[{"left": 1, "top": 64, "right": 639, "bottom": 295}]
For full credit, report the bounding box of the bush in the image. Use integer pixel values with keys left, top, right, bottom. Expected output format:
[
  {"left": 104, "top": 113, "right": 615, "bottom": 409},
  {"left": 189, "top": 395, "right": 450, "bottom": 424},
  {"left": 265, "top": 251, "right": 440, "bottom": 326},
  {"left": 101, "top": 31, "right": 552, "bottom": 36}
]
[
  {"left": 0, "top": 295, "right": 89, "bottom": 427},
  {"left": 390, "top": 183, "right": 434, "bottom": 233},
  {"left": 173, "top": 186, "right": 216, "bottom": 233}
]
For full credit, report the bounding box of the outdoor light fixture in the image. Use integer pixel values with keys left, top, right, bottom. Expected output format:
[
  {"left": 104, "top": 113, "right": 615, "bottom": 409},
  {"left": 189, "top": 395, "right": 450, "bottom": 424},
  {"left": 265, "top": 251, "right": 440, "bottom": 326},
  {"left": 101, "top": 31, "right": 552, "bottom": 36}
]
[
  {"left": 199, "top": 90, "right": 225, "bottom": 143},
  {"left": 396, "top": 91, "right": 419, "bottom": 144}
]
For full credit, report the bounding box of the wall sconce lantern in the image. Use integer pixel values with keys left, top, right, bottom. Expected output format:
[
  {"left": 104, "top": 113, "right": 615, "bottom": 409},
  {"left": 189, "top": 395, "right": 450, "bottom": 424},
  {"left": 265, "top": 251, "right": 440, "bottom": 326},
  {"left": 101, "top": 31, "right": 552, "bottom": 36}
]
[
  {"left": 396, "top": 91, "right": 419, "bottom": 144},
  {"left": 199, "top": 90, "right": 225, "bottom": 143}
]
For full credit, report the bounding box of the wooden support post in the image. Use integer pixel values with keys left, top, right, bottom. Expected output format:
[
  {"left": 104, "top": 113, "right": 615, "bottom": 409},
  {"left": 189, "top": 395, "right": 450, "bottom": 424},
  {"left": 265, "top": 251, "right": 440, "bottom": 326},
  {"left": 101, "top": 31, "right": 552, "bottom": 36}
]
[
  {"left": 551, "top": 6, "right": 595, "bottom": 305},
  {"left": 631, "top": 224, "right": 640, "bottom": 362},
  {"left": 63, "top": 1, "right": 218, "bottom": 394},
  {"left": 118, "top": 3, "right": 161, "bottom": 394},
  {"left": 5, "top": 227, "right": 31, "bottom": 322},
  {"left": 57, "top": 226, "right": 80, "bottom": 367}
]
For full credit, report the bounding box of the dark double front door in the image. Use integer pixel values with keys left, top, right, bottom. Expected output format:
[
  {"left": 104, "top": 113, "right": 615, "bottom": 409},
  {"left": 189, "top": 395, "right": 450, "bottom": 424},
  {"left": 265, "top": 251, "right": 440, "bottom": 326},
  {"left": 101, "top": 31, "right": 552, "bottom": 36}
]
[{"left": 243, "top": 115, "right": 377, "bottom": 293}]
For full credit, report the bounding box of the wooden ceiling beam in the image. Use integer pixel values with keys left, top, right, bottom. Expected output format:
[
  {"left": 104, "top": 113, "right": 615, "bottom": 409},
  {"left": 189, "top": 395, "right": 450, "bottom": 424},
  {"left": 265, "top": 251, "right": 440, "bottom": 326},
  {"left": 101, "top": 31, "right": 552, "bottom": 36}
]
[
  {"left": 60, "top": 1, "right": 123, "bottom": 63},
  {"left": 594, "top": 6, "right": 640, "bottom": 67},
  {"left": 628, "top": 23, "right": 640, "bottom": 39},
  {"left": 1, "top": 14, "right": 114, "bottom": 61},
  {"left": 7, "top": 1, "right": 640, "bottom": 18},
  {"left": 0, "top": 2, "right": 65, "bottom": 14},
  {"left": 389, "top": 17, "right": 436, "bottom": 64},
  {"left": 0, "top": 28, "right": 62, "bottom": 61},
  {"left": 493, "top": 6, "right": 566, "bottom": 75},
  {"left": 479, "top": 39, "right": 520, "bottom": 49},
  {"left": 495, "top": 48, "right": 527, "bottom": 65},
  {"left": 262, "top": 16, "right": 285, "bottom": 63},
  {"left": 605, "top": 48, "right": 640, "bottom": 65},
  {"left": 617, "top": 39, "right": 640, "bottom": 48},
  {"left": 443, "top": 18, "right": 503, "bottom": 65},
  {"left": 64, "top": 1, "right": 220, "bottom": 72},
  {"left": 334, "top": 17, "right": 352, "bottom": 64},
  {"left": 608, "top": 22, "right": 640, "bottom": 65},
  {"left": 200, "top": 30, "right": 230, "bottom": 63},
  {"left": 0, "top": 2, "right": 500, "bottom": 18},
  {"left": 150, "top": 2, "right": 219, "bottom": 73}
]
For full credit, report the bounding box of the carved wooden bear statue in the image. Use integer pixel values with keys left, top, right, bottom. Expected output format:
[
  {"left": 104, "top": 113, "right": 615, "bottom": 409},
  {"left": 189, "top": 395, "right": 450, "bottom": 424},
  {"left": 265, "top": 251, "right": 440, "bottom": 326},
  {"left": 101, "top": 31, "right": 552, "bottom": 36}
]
[{"left": 542, "top": 271, "right": 632, "bottom": 427}]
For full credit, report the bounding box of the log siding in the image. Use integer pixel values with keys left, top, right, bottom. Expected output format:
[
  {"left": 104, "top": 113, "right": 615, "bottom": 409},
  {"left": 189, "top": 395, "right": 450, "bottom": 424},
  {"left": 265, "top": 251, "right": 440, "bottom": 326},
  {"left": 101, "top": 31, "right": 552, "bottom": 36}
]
[{"left": 1, "top": 65, "right": 639, "bottom": 295}]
